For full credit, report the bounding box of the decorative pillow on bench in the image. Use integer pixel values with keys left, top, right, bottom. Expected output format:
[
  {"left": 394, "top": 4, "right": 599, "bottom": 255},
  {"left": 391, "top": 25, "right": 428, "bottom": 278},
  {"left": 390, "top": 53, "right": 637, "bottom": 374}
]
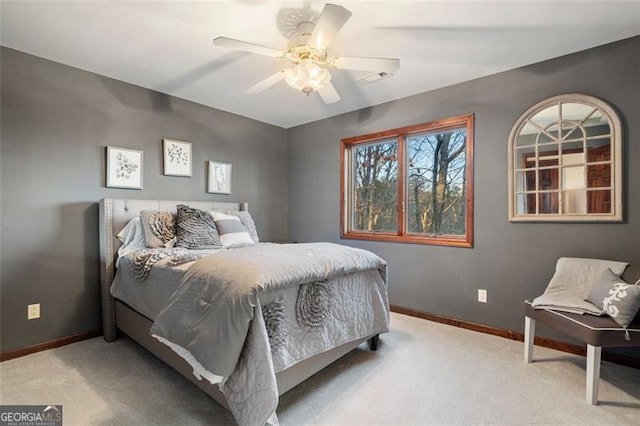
[{"left": 586, "top": 268, "right": 640, "bottom": 328}]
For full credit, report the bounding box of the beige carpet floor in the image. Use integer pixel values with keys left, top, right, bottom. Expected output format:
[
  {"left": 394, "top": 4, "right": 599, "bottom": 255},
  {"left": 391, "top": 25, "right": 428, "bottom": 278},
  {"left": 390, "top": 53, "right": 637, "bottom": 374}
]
[{"left": 1, "top": 312, "right": 639, "bottom": 425}]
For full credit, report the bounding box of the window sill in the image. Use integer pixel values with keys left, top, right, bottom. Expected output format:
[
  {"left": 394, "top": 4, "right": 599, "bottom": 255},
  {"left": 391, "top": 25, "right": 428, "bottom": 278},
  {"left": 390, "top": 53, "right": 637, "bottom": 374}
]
[{"left": 341, "top": 232, "right": 473, "bottom": 248}]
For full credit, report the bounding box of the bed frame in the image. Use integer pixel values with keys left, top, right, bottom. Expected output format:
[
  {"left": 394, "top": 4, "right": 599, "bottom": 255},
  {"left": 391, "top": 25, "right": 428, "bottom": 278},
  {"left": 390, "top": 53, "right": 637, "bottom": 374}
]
[{"left": 99, "top": 198, "right": 375, "bottom": 409}]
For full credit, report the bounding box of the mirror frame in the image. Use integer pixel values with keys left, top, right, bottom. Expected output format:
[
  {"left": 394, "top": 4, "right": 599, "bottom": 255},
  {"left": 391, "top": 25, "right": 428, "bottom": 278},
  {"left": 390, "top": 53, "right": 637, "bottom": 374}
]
[{"left": 508, "top": 93, "right": 622, "bottom": 222}]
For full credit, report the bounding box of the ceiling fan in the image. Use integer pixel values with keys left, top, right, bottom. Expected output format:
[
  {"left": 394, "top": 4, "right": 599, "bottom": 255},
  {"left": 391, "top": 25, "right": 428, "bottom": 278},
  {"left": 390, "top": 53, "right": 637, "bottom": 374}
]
[{"left": 213, "top": 3, "right": 400, "bottom": 104}]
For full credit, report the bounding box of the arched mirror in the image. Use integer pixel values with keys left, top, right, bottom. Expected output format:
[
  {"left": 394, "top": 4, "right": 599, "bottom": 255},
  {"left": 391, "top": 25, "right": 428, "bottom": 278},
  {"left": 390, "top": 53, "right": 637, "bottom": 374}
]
[{"left": 508, "top": 94, "right": 622, "bottom": 221}]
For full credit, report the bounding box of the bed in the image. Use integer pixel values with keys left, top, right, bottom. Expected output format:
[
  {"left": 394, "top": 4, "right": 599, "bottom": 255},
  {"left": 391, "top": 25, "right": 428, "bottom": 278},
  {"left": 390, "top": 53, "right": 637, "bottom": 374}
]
[{"left": 99, "top": 198, "right": 389, "bottom": 425}]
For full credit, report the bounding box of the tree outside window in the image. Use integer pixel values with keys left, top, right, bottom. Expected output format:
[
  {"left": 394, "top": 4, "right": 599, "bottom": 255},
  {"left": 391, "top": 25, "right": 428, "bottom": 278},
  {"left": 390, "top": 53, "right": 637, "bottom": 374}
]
[{"left": 341, "top": 114, "right": 474, "bottom": 247}]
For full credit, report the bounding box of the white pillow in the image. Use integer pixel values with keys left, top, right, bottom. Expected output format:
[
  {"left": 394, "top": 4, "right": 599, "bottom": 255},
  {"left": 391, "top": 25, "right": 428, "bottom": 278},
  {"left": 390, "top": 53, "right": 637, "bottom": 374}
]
[
  {"left": 116, "top": 217, "right": 147, "bottom": 262},
  {"left": 209, "top": 211, "right": 255, "bottom": 248}
]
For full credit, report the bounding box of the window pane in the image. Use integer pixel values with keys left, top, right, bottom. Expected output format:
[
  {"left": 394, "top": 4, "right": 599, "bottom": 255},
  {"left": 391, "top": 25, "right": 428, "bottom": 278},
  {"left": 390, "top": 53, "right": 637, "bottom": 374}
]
[
  {"left": 539, "top": 192, "right": 559, "bottom": 214},
  {"left": 562, "top": 141, "right": 584, "bottom": 159},
  {"left": 516, "top": 193, "right": 531, "bottom": 215},
  {"left": 587, "top": 138, "right": 611, "bottom": 162},
  {"left": 352, "top": 140, "right": 398, "bottom": 232},
  {"left": 561, "top": 121, "right": 580, "bottom": 140},
  {"left": 538, "top": 168, "right": 558, "bottom": 190},
  {"left": 545, "top": 123, "right": 561, "bottom": 141},
  {"left": 562, "top": 165, "right": 585, "bottom": 190},
  {"left": 587, "top": 190, "right": 612, "bottom": 213},
  {"left": 538, "top": 132, "right": 556, "bottom": 144},
  {"left": 537, "top": 144, "right": 558, "bottom": 167},
  {"left": 587, "top": 164, "right": 611, "bottom": 188},
  {"left": 562, "top": 102, "right": 595, "bottom": 122},
  {"left": 531, "top": 105, "right": 559, "bottom": 129},
  {"left": 407, "top": 128, "right": 467, "bottom": 235},
  {"left": 517, "top": 122, "right": 537, "bottom": 146},
  {"left": 515, "top": 170, "right": 536, "bottom": 192},
  {"left": 515, "top": 146, "right": 536, "bottom": 169},
  {"left": 563, "top": 190, "right": 586, "bottom": 214}
]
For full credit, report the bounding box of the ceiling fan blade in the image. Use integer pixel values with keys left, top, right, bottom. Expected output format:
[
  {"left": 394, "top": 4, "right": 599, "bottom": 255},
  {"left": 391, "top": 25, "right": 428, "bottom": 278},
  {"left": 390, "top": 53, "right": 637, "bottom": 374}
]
[
  {"left": 317, "top": 82, "right": 341, "bottom": 104},
  {"left": 213, "top": 36, "right": 283, "bottom": 58},
  {"left": 333, "top": 56, "right": 400, "bottom": 74},
  {"left": 244, "top": 70, "right": 286, "bottom": 94},
  {"left": 308, "top": 4, "right": 352, "bottom": 50}
]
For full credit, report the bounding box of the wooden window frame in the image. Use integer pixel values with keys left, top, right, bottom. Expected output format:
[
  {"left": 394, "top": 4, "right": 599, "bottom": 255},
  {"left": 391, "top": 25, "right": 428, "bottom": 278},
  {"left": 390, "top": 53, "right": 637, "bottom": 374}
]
[{"left": 340, "top": 114, "right": 474, "bottom": 247}]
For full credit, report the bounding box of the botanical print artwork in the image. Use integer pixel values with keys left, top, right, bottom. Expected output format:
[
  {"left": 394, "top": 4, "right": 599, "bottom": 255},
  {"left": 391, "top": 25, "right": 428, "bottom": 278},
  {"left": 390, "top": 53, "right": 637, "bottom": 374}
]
[
  {"left": 106, "top": 146, "right": 143, "bottom": 189},
  {"left": 163, "top": 139, "right": 192, "bottom": 176},
  {"left": 167, "top": 143, "right": 188, "bottom": 166},
  {"left": 115, "top": 151, "right": 139, "bottom": 180}
]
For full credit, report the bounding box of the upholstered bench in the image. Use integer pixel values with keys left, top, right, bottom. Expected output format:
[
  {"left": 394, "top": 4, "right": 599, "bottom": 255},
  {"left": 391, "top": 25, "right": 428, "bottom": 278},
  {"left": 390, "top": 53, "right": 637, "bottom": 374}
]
[{"left": 524, "top": 300, "right": 640, "bottom": 405}]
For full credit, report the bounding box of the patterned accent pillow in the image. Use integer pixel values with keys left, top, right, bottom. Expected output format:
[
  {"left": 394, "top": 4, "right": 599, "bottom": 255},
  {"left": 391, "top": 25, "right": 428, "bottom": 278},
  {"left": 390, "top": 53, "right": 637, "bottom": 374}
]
[
  {"left": 140, "top": 210, "right": 176, "bottom": 248},
  {"left": 175, "top": 205, "right": 222, "bottom": 249},
  {"left": 209, "top": 211, "right": 255, "bottom": 248},
  {"left": 225, "top": 210, "right": 259, "bottom": 243},
  {"left": 586, "top": 268, "right": 640, "bottom": 328}
]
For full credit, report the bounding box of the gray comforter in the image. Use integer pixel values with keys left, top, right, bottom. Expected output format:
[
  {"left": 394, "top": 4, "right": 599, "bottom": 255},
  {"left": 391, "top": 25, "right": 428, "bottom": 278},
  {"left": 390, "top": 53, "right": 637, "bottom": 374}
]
[{"left": 149, "top": 242, "right": 389, "bottom": 426}]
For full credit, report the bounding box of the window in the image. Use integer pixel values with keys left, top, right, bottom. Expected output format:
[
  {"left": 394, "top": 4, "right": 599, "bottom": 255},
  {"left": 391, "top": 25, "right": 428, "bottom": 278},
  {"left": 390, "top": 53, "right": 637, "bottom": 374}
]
[
  {"left": 508, "top": 94, "right": 622, "bottom": 221},
  {"left": 341, "top": 114, "right": 474, "bottom": 247}
]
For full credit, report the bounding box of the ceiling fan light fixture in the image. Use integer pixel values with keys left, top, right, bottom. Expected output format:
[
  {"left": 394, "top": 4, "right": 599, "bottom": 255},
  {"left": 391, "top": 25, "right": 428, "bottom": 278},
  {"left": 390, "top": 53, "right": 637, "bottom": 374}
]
[{"left": 284, "top": 59, "right": 331, "bottom": 95}]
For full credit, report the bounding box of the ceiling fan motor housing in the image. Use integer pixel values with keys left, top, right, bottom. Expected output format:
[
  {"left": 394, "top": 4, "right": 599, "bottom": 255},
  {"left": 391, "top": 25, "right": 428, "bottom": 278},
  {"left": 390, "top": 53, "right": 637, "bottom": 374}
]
[{"left": 286, "top": 44, "right": 328, "bottom": 65}]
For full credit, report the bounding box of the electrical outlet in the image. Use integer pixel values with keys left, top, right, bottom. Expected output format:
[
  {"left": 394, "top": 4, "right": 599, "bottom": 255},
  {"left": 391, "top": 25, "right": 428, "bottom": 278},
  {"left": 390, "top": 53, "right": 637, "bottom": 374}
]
[
  {"left": 478, "top": 289, "right": 488, "bottom": 303},
  {"left": 27, "top": 303, "right": 40, "bottom": 320}
]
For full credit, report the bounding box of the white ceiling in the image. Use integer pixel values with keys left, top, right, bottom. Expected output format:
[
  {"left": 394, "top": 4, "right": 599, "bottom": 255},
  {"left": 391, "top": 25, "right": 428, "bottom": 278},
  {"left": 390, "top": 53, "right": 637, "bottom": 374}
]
[{"left": 2, "top": 1, "right": 639, "bottom": 129}]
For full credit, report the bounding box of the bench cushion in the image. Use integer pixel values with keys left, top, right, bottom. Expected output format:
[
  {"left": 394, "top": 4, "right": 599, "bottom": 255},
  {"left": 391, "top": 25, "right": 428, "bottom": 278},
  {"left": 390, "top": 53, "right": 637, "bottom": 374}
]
[{"left": 525, "top": 300, "right": 640, "bottom": 347}]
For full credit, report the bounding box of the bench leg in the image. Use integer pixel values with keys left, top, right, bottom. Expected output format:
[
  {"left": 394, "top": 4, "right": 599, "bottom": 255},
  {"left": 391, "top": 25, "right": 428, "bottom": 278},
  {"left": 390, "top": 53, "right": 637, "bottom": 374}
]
[
  {"left": 524, "top": 316, "right": 535, "bottom": 363},
  {"left": 586, "top": 344, "right": 601, "bottom": 405}
]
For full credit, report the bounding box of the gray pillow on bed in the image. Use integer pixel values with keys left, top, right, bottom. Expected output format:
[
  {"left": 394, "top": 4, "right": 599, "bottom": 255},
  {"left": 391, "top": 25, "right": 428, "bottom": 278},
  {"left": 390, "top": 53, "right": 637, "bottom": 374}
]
[
  {"left": 175, "top": 204, "right": 222, "bottom": 249},
  {"left": 586, "top": 268, "right": 640, "bottom": 328},
  {"left": 210, "top": 211, "right": 255, "bottom": 248},
  {"left": 225, "top": 210, "right": 259, "bottom": 243}
]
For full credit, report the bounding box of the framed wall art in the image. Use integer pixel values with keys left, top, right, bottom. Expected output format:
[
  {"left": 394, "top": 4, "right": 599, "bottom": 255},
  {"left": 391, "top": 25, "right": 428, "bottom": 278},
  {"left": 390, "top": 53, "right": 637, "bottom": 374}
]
[
  {"left": 163, "top": 139, "right": 192, "bottom": 177},
  {"left": 207, "top": 161, "right": 232, "bottom": 194},
  {"left": 508, "top": 94, "right": 622, "bottom": 222},
  {"left": 106, "top": 146, "right": 143, "bottom": 189}
]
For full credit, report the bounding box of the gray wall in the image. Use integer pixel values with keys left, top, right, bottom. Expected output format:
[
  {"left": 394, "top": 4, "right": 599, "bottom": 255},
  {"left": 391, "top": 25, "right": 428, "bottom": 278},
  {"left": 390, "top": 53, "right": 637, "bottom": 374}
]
[
  {"left": 287, "top": 37, "right": 640, "bottom": 356},
  {"left": 0, "top": 47, "right": 288, "bottom": 352},
  {"left": 2, "top": 37, "right": 639, "bottom": 357}
]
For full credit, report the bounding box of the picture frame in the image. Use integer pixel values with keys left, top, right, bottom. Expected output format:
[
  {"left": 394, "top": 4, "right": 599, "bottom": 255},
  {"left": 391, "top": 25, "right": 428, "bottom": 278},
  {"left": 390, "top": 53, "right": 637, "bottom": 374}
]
[
  {"left": 207, "top": 161, "right": 232, "bottom": 194},
  {"left": 163, "top": 139, "right": 192, "bottom": 177},
  {"left": 106, "top": 146, "right": 143, "bottom": 189}
]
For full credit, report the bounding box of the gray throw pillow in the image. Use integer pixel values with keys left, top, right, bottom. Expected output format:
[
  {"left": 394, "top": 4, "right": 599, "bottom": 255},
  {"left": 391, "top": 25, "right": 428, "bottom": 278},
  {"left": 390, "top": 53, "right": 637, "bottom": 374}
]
[
  {"left": 140, "top": 210, "right": 176, "bottom": 248},
  {"left": 586, "top": 268, "right": 640, "bottom": 328},
  {"left": 175, "top": 205, "right": 222, "bottom": 249},
  {"left": 225, "top": 210, "right": 259, "bottom": 243},
  {"left": 210, "top": 211, "right": 255, "bottom": 248}
]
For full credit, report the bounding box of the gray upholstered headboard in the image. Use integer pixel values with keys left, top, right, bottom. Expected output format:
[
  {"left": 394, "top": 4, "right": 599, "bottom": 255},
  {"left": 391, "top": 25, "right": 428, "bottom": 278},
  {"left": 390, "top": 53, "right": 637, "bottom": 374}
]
[{"left": 99, "top": 198, "right": 248, "bottom": 342}]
